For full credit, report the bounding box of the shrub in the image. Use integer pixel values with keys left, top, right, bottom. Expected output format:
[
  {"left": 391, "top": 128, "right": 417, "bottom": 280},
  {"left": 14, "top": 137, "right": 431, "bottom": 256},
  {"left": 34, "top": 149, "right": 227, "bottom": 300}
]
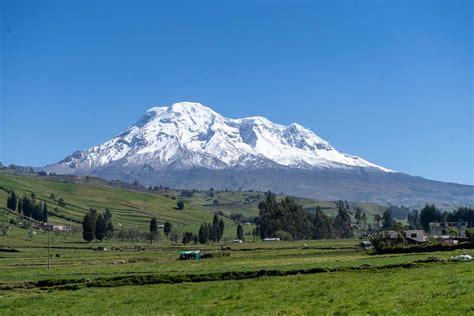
[{"left": 275, "top": 230, "right": 293, "bottom": 241}]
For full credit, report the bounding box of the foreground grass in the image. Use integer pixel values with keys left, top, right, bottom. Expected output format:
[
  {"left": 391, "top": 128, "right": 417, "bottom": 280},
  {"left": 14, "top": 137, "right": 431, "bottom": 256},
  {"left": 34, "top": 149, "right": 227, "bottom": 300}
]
[{"left": 1, "top": 262, "right": 473, "bottom": 315}]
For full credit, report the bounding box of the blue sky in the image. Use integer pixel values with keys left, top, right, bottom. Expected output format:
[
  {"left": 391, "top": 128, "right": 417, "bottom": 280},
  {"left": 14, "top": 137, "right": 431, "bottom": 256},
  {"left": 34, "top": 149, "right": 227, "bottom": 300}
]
[{"left": 1, "top": 0, "right": 472, "bottom": 184}]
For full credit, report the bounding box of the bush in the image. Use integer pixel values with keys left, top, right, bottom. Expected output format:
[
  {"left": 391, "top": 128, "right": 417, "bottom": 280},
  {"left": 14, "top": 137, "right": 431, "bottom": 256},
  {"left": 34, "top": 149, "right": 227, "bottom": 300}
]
[
  {"left": 466, "top": 228, "right": 474, "bottom": 240},
  {"left": 275, "top": 230, "right": 293, "bottom": 241},
  {"left": 177, "top": 201, "right": 185, "bottom": 210}
]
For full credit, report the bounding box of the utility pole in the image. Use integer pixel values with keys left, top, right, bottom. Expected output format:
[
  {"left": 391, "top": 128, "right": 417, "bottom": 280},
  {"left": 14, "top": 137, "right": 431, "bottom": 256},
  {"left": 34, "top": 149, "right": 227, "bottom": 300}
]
[{"left": 47, "top": 229, "right": 51, "bottom": 271}]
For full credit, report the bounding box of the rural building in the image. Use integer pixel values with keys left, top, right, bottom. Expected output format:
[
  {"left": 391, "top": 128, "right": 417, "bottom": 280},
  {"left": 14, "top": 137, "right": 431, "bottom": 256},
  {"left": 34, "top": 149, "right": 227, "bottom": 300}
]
[
  {"left": 429, "top": 222, "right": 468, "bottom": 238},
  {"left": 382, "top": 230, "right": 399, "bottom": 239},
  {"left": 52, "top": 225, "right": 72, "bottom": 232},
  {"left": 403, "top": 230, "right": 426, "bottom": 243}
]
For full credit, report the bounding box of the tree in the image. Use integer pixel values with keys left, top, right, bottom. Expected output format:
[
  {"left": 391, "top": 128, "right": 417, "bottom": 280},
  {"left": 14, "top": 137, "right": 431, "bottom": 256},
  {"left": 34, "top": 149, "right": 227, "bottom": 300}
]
[
  {"left": 177, "top": 201, "right": 185, "bottom": 210},
  {"left": 164, "top": 221, "right": 172, "bottom": 237},
  {"left": 7, "top": 190, "right": 17, "bottom": 211},
  {"left": 354, "top": 207, "right": 368, "bottom": 233},
  {"left": 22, "top": 196, "right": 31, "bottom": 217},
  {"left": 420, "top": 204, "right": 443, "bottom": 231},
  {"left": 334, "top": 206, "right": 353, "bottom": 238},
  {"left": 58, "top": 198, "right": 66, "bottom": 207},
  {"left": 219, "top": 218, "right": 225, "bottom": 241},
  {"left": 407, "top": 210, "right": 421, "bottom": 229},
  {"left": 17, "top": 199, "right": 23, "bottom": 214},
  {"left": 182, "top": 232, "right": 194, "bottom": 245},
  {"left": 310, "top": 206, "right": 333, "bottom": 239},
  {"left": 82, "top": 210, "right": 97, "bottom": 242},
  {"left": 373, "top": 214, "right": 382, "bottom": 230},
  {"left": 95, "top": 214, "right": 107, "bottom": 241},
  {"left": 149, "top": 217, "right": 158, "bottom": 243},
  {"left": 107, "top": 221, "right": 114, "bottom": 233},
  {"left": 43, "top": 203, "right": 48, "bottom": 223},
  {"left": 199, "top": 224, "right": 208, "bottom": 244},
  {"left": 237, "top": 224, "right": 244, "bottom": 241},
  {"left": 256, "top": 192, "right": 313, "bottom": 240},
  {"left": 104, "top": 208, "right": 112, "bottom": 222},
  {"left": 382, "top": 210, "right": 394, "bottom": 229},
  {"left": 211, "top": 214, "right": 221, "bottom": 242},
  {"left": 150, "top": 217, "right": 158, "bottom": 234},
  {"left": 169, "top": 229, "right": 180, "bottom": 243}
]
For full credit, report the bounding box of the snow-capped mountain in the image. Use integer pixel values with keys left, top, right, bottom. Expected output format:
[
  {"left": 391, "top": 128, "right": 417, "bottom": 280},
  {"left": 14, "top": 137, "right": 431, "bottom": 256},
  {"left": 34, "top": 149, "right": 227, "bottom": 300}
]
[
  {"left": 44, "top": 102, "right": 474, "bottom": 207},
  {"left": 45, "top": 102, "right": 391, "bottom": 174}
]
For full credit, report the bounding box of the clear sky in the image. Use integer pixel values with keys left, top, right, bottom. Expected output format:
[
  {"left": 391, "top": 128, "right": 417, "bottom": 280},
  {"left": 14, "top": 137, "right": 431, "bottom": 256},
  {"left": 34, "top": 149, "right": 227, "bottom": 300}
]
[{"left": 1, "top": 0, "right": 472, "bottom": 184}]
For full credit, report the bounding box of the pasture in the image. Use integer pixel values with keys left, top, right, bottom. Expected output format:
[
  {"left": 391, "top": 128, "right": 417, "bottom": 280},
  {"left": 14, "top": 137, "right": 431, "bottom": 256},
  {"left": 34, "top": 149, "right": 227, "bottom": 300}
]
[
  {"left": 0, "top": 231, "right": 473, "bottom": 314},
  {"left": 1, "top": 171, "right": 473, "bottom": 314}
]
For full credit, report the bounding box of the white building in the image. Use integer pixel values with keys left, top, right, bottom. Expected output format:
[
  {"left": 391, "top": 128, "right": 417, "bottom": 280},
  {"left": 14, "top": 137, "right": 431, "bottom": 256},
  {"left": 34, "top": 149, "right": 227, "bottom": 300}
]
[{"left": 404, "top": 230, "right": 426, "bottom": 243}]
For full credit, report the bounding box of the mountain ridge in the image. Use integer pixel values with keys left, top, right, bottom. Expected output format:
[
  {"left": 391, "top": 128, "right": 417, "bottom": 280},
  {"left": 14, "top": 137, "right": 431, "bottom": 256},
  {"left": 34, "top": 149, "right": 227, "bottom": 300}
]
[
  {"left": 45, "top": 102, "right": 392, "bottom": 174},
  {"left": 43, "top": 102, "right": 473, "bottom": 207}
]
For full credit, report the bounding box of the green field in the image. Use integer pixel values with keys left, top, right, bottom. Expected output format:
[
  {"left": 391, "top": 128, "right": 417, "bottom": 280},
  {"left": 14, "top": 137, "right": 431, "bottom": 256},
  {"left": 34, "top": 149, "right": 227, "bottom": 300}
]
[
  {"left": 0, "top": 234, "right": 473, "bottom": 314},
  {"left": 1, "top": 171, "right": 473, "bottom": 314}
]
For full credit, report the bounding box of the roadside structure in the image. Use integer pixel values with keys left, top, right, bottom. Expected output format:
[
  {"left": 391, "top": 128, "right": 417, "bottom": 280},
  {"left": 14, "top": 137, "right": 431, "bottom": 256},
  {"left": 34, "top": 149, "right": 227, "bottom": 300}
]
[{"left": 429, "top": 222, "right": 468, "bottom": 238}]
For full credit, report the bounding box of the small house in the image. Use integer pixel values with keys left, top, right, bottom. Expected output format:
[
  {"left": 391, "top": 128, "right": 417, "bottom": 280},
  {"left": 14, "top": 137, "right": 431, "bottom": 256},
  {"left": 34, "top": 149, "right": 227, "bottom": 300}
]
[
  {"left": 382, "top": 230, "right": 399, "bottom": 239},
  {"left": 403, "top": 230, "right": 426, "bottom": 243},
  {"left": 429, "top": 222, "right": 468, "bottom": 238}
]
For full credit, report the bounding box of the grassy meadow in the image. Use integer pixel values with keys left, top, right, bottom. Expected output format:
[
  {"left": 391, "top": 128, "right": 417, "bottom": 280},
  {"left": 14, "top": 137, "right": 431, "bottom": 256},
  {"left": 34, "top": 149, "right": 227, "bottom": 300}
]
[{"left": 1, "top": 170, "right": 473, "bottom": 314}]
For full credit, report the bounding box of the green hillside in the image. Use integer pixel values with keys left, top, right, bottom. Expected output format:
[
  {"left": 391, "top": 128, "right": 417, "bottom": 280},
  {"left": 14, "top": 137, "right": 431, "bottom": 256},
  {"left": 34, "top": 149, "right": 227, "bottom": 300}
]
[{"left": 0, "top": 170, "right": 389, "bottom": 241}]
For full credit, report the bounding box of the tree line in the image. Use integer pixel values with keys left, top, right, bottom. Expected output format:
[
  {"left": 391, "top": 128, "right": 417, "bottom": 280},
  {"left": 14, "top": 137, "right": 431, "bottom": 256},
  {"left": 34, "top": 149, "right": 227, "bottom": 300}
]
[
  {"left": 82, "top": 208, "right": 114, "bottom": 242},
  {"left": 256, "top": 192, "right": 356, "bottom": 240},
  {"left": 406, "top": 204, "right": 474, "bottom": 231},
  {"left": 6, "top": 190, "right": 48, "bottom": 223},
  {"left": 196, "top": 214, "right": 225, "bottom": 244}
]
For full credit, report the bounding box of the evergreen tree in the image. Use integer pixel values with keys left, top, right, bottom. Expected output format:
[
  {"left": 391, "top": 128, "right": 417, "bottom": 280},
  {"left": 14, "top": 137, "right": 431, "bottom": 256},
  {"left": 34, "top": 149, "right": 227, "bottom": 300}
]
[
  {"left": 150, "top": 217, "right": 158, "bottom": 234},
  {"left": 177, "top": 201, "right": 185, "bottom": 210},
  {"left": 207, "top": 223, "right": 213, "bottom": 242},
  {"left": 382, "top": 209, "right": 394, "bottom": 229},
  {"left": 311, "top": 206, "right": 333, "bottom": 239},
  {"left": 211, "top": 214, "right": 220, "bottom": 242},
  {"left": 407, "top": 210, "right": 421, "bottom": 229},
  {"left": 7, "top": 191, "right": 17, "bottom": 211},
  {"left": 219, "top": 218, "right": 225, "bottom": 241},
  {"left": 106, "top": 221, "right": 114, "bottom": 233},
  {"left": 82, "top": 214, "right": 95, "bottom": 242},
  {"left": 104, "top": 208, "right": 112, "bottom": 222},
  {"left": 420, "top": 204, "right": 444, "bottom": 231},
  {"left": 256, "top": 192, "right": 313, "bottom": 240},
  {"left": 6, "top": 194, "right": 11, "bottom": 210},
  {"left": 164, "top": 221, "right": 172, "bottom": 237},
  {"left": 334, "top": 206, "right": 353, "bottom": 238},
  {"left": 17, "top": 199, "right": 23, "bottom": 214},
  {"left": 373, "top": 214, "right": 382, "bottom": 230},
  {"left": 43, "top": 203, "right": 48, "bottom": 223},
  {"left": 95, "top": 214, "right": 107, "bottom": 241},
  {"left": 32, "top": 202, "right": 43, "bottom": 221},
  {"left": 82, "top": 209, "right": 98, "bottom": 242},
  {"left": 198, "top": 224, "right": 208, "bottom": 244},
  {"left": 237, "top": 224, "right": 244, "bottom": 241},
  {"left": 22, "top": 196, "right": 31, "bottom": 217}
]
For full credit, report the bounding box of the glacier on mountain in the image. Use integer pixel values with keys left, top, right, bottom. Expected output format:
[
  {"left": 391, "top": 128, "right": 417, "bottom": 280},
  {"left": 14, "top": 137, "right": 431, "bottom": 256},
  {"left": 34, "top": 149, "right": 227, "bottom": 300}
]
[{"left": 45, "top": 102, "right": 392, "bottom": 174}]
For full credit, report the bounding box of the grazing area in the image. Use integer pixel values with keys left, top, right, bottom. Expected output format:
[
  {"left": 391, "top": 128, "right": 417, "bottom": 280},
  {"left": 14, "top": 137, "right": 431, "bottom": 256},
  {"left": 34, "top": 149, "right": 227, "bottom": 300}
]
[
  {"left": 1, "top": 170, "right": 473, "bottom": 314},
  {"left": 0, "top": 236, "right": 473, "bottom": 314}
]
